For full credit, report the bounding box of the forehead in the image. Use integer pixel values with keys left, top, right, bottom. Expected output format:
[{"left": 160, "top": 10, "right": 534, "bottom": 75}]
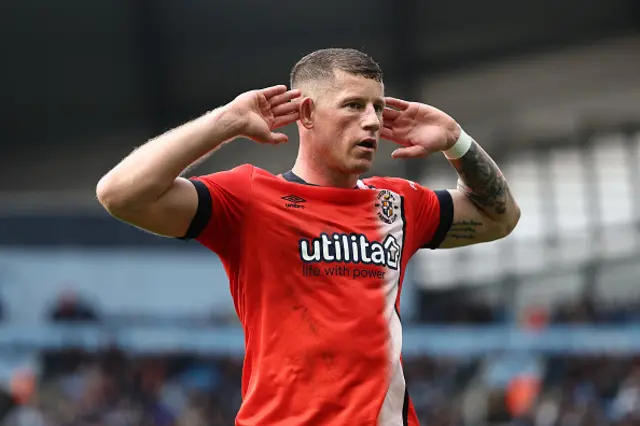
[{"left": 326, "top": 70, "right": 384, "bottom": 100}]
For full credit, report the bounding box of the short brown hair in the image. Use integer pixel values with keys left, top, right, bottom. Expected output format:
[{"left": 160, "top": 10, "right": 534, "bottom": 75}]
[{"left": 290, "top": 48, "right": 383, "bottom": 89}]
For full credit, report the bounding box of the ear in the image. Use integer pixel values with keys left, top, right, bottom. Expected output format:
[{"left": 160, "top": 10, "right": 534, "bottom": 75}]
[{"left": 299, "top": 97, "right": 315, "bottom": 129}]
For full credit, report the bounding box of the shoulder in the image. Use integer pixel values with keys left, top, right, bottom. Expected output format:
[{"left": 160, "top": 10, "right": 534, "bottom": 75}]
[
  {"left": 362, "top": 176, "right": 425, "bottom": 195},
  {"left": 202, "top": 163, "right": 256, "bottom": 178},
  {"left": 225, "top": 163, "right": 279, "bottom": 180},
  {"left": 191, "top": 163, "right": 261, "bottom": 186}
]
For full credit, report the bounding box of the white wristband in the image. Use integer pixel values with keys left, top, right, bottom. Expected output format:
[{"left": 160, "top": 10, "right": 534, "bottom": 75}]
[{"left": 444, "top": 127, "right": 473, "bottom": 160}]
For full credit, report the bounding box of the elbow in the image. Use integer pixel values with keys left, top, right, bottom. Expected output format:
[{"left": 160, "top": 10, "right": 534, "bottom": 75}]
[
  {"left": 96, "top": 175, "right": 133, "bottom": 215},
  {"left": 500, "top": 203, "right": 521, "bottom": 238},
  {"left": 487, "top": 203, "right": 521, "bottom": 241},
  {"left": 96, "top": 176, "right": 119, "bottom": 213}
]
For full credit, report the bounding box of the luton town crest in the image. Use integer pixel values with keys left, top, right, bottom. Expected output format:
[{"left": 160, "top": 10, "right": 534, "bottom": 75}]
[{"left": 375, "top": 190, "right": 399, "bottom": 224}]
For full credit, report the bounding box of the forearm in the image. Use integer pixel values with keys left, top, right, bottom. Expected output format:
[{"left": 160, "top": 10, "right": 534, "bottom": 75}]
[
  {"left": 448, "top": 139, "right": 519, "bottom": 224},
  {"left": 97, "top": 107, "right": 239, "bottom": 209}
]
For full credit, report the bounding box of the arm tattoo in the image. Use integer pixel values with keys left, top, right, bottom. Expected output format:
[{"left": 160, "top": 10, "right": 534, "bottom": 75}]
[
  {"left": 449, "top": 141, "right": 511, "bottom": 217},
  {"left": 447, "top": 220, "right": 483, "bottom": 240}
]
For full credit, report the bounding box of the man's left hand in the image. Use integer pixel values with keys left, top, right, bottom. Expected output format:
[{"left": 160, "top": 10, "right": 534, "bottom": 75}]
[{"left": 382, "top": 97, "right": 461, "bottom": 158}]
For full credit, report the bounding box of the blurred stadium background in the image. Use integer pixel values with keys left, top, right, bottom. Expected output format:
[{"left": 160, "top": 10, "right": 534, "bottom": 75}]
[{"left": 1, "top": 1, "right": 640, "bottom": 425}]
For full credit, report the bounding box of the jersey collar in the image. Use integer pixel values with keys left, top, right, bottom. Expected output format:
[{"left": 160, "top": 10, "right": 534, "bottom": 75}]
[{"left": 282, "top": 171, "right": 368, "bottom": 189}]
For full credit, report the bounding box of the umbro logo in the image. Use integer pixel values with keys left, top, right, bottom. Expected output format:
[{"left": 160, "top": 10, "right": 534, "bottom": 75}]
[{"left": 282, "top": 194, "right": 306, "bottom": 209}]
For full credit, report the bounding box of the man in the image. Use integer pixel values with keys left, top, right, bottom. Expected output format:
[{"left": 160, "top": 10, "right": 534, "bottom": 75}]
[
  {"left": 0, "top": 369, "right": 37, "bottom": 425},
  {"left": 97, "top": 48, "right": 520, "bottom": 425}
]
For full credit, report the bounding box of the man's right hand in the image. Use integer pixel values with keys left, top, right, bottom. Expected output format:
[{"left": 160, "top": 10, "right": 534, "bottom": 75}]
[
  {"left": 97, "top": 84, "right": 301, "bottom": 240},
  {"left": 226, "top": 85, "right": 301, "bottom": 144}
]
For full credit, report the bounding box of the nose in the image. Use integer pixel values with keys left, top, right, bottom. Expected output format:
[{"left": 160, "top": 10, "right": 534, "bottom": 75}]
[{"left": 362, "top": 105, "right": 381, "bottom": 132}]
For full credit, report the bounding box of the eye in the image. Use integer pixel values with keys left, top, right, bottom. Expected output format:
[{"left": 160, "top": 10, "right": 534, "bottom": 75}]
[
  {"left": 346, "top": 102, "right": 363, "bottom": 110},
  {"left": 374, "top": 104, "right": 384, "bottom": 113}
]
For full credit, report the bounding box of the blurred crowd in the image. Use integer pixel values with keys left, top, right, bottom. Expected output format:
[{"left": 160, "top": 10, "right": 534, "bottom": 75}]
[
  {"left": 2, "top": 349, "right": 470, "bottom": 426},
  {"left": 4, "top": 350, "right": 640, "bottom": 426},
  {"left": 486, "top": 356, "right": 640, "bottom": 426},
  {"left": 1, "top": 290, "right": 640, "bottom": 425},
  {"left": 407, "top": 355, "right": 640, "bottom": 426},
  {"left": 3, "top": 348, "right": 242, "bottom": 426}
]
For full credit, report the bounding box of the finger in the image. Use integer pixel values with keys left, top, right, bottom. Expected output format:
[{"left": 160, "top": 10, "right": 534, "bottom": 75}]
[
  {"left": 272, "top": 99, "right": 300, "bottom": 116},
  {"left": 382, "top": 117, "right": 398, "bottom": 129},
  {"left": 384, "top": 97, "right": 411, "bottom": 111},
  {"left": 383, "top": 107, "right": 401, "bottom": 120},
  {"left": 268, "top": 132, "right": 289, "bottom": 144},
  {"left": 381, "top": 126, "right": 395, "bottom": 141},
  {"left": 269, "top": 89, "right": 302, "bottom": 106},
  {"left": 381, "top": 127, "right": 411, "bottom": 146},
  {"left": 261, "top": 85, "right": 289, "bottom": 99},
  {"left": 273, "top": 112, "right": 300, "bottom": 129},
  {"left": 391, "top": 145, "right": 432, "bottom": 159}
]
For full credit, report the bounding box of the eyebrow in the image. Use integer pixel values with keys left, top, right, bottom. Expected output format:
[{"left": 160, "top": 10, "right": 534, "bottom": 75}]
[{"left": 342, "top": 96, "right": 386, "bottom": 107}]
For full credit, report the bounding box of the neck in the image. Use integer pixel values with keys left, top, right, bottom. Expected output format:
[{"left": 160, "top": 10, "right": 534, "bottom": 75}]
[{"left": 291, "top": 151, "right": 359, "bottom": 189}]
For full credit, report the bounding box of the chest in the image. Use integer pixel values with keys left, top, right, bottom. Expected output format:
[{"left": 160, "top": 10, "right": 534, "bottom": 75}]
[
  {"left": 244, "top": 186, "right": 407, "bottom": 270},
  {"left": 256, "top": 187, "right": 405, "bottom": 232}
]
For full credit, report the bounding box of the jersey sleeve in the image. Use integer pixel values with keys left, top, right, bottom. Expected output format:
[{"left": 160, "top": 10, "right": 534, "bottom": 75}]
[
  {"left": 397, "top": 180, "right": 453, "bottom": 251},
  {"left": 181, "top": 164, "right": 253, "bottom": 256},
  {"left": 416, "top": 187, "right": 454, "bottom": 249}
]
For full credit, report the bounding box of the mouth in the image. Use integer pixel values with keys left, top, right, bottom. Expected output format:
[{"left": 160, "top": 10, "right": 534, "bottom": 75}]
[{"left": 356, "top": 138, "right": 377, "bottom": 150}]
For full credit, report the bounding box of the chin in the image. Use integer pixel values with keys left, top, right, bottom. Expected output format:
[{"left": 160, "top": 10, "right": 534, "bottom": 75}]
[{"left": 347, "top": 159, "right": 374, "bottom": 175}]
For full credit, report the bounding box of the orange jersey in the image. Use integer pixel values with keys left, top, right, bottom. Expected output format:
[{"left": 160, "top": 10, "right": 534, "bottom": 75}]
[{"left": 185, "top": 165, "right": 453, "bottom": 426}]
